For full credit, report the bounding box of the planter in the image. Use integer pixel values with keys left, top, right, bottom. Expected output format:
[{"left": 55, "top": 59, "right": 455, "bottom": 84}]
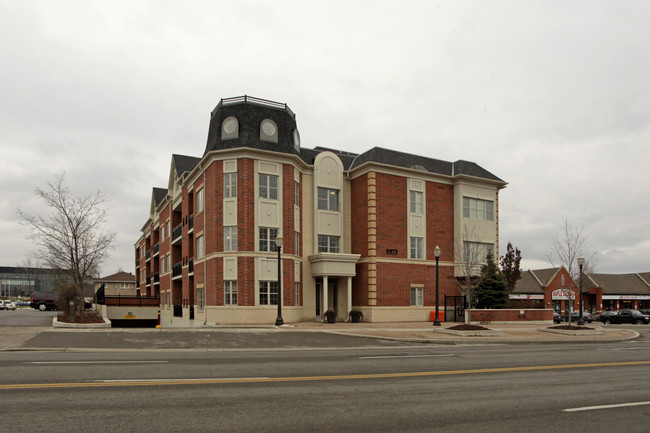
[
  {"left": 324, "top": 309, "right": 337, "bottom": 323},
  {"left": 349, "top": 310, "right": 363, "bottom": 323}
]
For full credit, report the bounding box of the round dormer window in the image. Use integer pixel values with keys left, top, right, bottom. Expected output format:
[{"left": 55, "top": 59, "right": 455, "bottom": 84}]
[
  {"left": 262, "top": 120, "right": 276, "bottom": 136},
  {"left": 222, "top": 116, "right": 239, "bottom": 140},
  {"left": 260, "top": 119, "right": 278, "bottom": 143},
  {"left": 223, "top": 117, "right": 237, "bottom": 134}
]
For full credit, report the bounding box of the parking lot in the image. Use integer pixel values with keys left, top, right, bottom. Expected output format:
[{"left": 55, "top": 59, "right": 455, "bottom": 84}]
[{"left": 0, "top": 305, "right": 55, "bottom": 327}]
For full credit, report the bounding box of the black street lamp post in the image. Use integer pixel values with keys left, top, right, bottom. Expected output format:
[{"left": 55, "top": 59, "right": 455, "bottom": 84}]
[
  {"left": 275, "top": 236, "right": 284, "bottom": 326},
  {"left": 433, "top": 245, "right": 441, "bottom": 327},
  {"left": 577, "top": 257, "right": 585, "bottom": 326}
]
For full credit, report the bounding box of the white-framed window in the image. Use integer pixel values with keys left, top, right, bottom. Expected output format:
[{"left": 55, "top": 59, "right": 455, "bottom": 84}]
[
  {"left": 160, "top": 256, "right": 165, "bottom": 273},
  {"left": 224, "top": 226, "right": 237, "bottom": 251},
  {"left": 410, "top": 237, "right": 423, "bottom": 259},
  {"left": 225, "top": 281, "right": 238, "bottom": 305},
  {"left": 318, "top": 235, "right": 340, "bottom": 253},
  {"left": 295, "top": 282, "right": 300, "bottom": 306},
  {"left": 224, "top": 173, "right": 237, "bottom": 198},
  {"left": 166, "top": 254, "right": 171, "bottom": 273},
  {"left": 161, "top": 224, "right": 165, "bottom": 241},
  {"left": 167, "top": 221, "right": 171, "bottom": 240},
  {"left": 259, "top": 227, "right": 279, "bottom": 252},
  {"left": 196, "top": 235, "right": 205, "bottom": 259},
  {"left": 410, "top": 190, "right": 423, "bottom": 214},
  {"left": 463, "top": 241, "right": 494, "bottom": 263},
  {"left": 294, "top": 231, "right": 300, "bottom": 256},
  {"left": 197, "top": 287, "right": 205, "bottom": 312},
  {"left": 259, "top": 174, "right": 278, "bottom": 200},
  {"left": 294, "top": 181, "right": 300, "bottom": 206},
  {"left": 317, "top": 187, "right": 339, "bottom": 211},
  {"left": 410, "top": 287, "right": 423, "bottom": 306},
  {"left": 463, "top": 197, "right": 494, "bottom": 221},
  {"left": 259, "top": 281, "right": 279, "bottom": 305},
  {"left": 196, "top": 188, "right": 204, "bottom": 214}
]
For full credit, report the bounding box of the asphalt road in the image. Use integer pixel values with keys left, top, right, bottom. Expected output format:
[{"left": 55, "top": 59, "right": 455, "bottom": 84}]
[{"left": 1, "top": 336, "right": 650, "bottom": 432}]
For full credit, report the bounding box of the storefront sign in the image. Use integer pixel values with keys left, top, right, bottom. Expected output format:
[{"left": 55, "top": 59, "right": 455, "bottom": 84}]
[
  {"left": 552, "top": 289, "right": 575, "bottom": 300},
  {"left": 509, "top": 294, "right": 544, "bottom": 300},
  {"left": 602, "top": 295, "right": 650, "bottom": 300}
]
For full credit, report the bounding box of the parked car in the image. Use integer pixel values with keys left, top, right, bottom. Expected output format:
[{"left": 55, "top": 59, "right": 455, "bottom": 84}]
[
  {"left": 29, "top": 291, "right": 58, "bottom": 311},
  {"left": 4, "top": 301, "right": 17, "bottom": 310},
  {"left": 563, "top": 311, "right": 594, "bottom": 323},
  {"left": 29, "top": 291, "right": 92, "bottom": 311},
  {"left": 599, "top": 309, "right": 650, "bottom": 325},
  {"left": 553, "top": 313, "right": 564, "bottom": 324},
  {"left": 0, "top": 300, "right": 7, "bottom": 310}
]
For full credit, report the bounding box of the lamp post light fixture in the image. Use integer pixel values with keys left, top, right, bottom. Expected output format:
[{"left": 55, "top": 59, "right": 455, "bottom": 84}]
[
  {"left": 433, "top": 245, "right": 441, "bottom": 327},
  {"left": 577, "top": 257, "right": 585, "bottom": 326},
  {"left": 275, "top": 235, "right": 284, "bottom": 326}
]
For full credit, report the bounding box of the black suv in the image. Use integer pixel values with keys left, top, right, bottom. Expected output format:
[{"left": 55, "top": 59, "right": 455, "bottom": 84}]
[{"left": 29, "top": 291, "right": 58, "bottom": 311}]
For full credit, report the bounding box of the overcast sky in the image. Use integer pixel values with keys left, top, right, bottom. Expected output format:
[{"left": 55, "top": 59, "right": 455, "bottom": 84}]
[{"left": 2, "top": 0, "right": 649, "bottom": 276}]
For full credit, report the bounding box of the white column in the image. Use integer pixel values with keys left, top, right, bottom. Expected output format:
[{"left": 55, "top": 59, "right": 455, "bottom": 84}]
[
  {"left": 322, "top": 275, "right": 328, "bottom": 315},
  {"left": 347, "top": 276, "right": 352, "bottom": 315}
]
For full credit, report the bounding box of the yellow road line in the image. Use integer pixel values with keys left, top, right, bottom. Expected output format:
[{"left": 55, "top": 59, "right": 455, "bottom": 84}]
[{"left": 2, "top": 360, "right": 649, "bottom": 391}]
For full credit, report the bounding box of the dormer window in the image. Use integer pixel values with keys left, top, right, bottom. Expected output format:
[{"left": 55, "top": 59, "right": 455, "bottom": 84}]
[
  {"left": 260, "top": 119, "right": 278, "bottom": 143},
  {"left": 292, "top": 129, "right": 300, "bottom": 151},
  {"left": 222, "top": 116, "right": 239, "bottom": 140}
]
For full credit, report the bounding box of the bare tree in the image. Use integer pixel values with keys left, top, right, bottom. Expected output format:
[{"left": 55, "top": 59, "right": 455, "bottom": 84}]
[
  {"left": 545, "top": 218, "right": 598, "bottom": 279},
  {"left": 455, "top": 225, "right": 489, "bottom": 324},
  {"left": 18, "top": 173, "right": 115, "bottom": 320}
]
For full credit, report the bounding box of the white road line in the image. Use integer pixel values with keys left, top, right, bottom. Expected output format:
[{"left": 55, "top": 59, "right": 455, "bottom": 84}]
[
  {"left": 30, "top": 361, "right": 169, "bottom": 364},
  {"left": 608, "top": 347, "right": 650, "bottom": 351},
  {"left": 564, "top": 401, "right": 650, "bottom": 412},
  {"left": 358, "top": 354, "right": 455, "bottom": 359}
]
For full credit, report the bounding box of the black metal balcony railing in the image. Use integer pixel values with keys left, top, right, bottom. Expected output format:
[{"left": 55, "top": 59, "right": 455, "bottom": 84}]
[
  {"left": 188, "top": 214, "right": 194, "bottom": 233},
  {"left": 146, "top": 276, "right": 151, "bottom": 287},
  {"left": 213, "top": 95, "right": 295, "bottom": 120},
  {"left": 153, "top": 273, "right": 160, "bottom": 284},
  {"left": 153, "top": 243, "right": 159, "bottom": 257},
  {"left": 172, "top": 223, "right": 182, "bottom": 244},
  {"left": 188, "top": 258, "right": 194, "bottom": 274},
  {"left": 172, "top": 262, "right": 183, "bottom": 279},
  {"left": 146, "top": 250, "right": 151, "bottom": 262}
]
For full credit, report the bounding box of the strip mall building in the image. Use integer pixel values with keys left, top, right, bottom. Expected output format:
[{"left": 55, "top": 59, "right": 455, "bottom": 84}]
[
  {"left": 135, "top": 96, "right": 506, "bottom": 325},
  {"left": 510, "top": 267, "right": 650, "bottom": 313}
]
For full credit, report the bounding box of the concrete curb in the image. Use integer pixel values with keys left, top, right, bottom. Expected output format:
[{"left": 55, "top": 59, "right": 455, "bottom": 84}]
[{"left": 52, "top": 316, "right": 112, "bottom": 328}]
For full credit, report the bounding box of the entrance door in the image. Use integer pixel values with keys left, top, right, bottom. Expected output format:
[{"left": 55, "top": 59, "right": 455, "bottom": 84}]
[{"left": 315, "top": 278, "right": 338, "bottom": 317}]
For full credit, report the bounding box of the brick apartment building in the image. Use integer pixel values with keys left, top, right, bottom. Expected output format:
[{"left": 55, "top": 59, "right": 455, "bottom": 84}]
[{"left": 135, "top": 96, "right": 506, "bottom": 325}]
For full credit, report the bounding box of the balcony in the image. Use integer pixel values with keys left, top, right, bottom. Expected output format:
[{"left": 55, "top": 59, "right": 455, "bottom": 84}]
[
  {"left": 153, "top": 243, "right": 159, "bottom": 257},
  {"left": 188, "top": 214, "right": 194, "bottom": 234},
  {"left": 153, "top": 273, "right": 160, "bottom": 285},
  {"left": 172, "top": 262, "right": 183, "bottom": 280},
  {"left": 146, "top": 249, "right": 151, "bottom": 262},
  {"left": 188, "top": 257, "right": 194, "bottom": 276},
  {"left": 172, "top": 223, "right": 183, "bottom": 245},
  {"left": 146, "top": 276, "right": 151, "bottom": 287}
]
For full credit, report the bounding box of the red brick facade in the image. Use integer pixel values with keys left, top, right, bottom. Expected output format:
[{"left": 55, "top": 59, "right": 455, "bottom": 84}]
[{"left": 135, "top": 96, "right": 505, "bottom": 325}]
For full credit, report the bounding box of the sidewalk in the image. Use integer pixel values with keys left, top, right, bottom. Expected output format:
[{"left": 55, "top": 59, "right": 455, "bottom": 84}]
[
  {"left": 0, "top": 321, "right": 639, "bottom": 351},
  {"left": 285, "top": 321, "right": 639, "bottom": 344}
]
